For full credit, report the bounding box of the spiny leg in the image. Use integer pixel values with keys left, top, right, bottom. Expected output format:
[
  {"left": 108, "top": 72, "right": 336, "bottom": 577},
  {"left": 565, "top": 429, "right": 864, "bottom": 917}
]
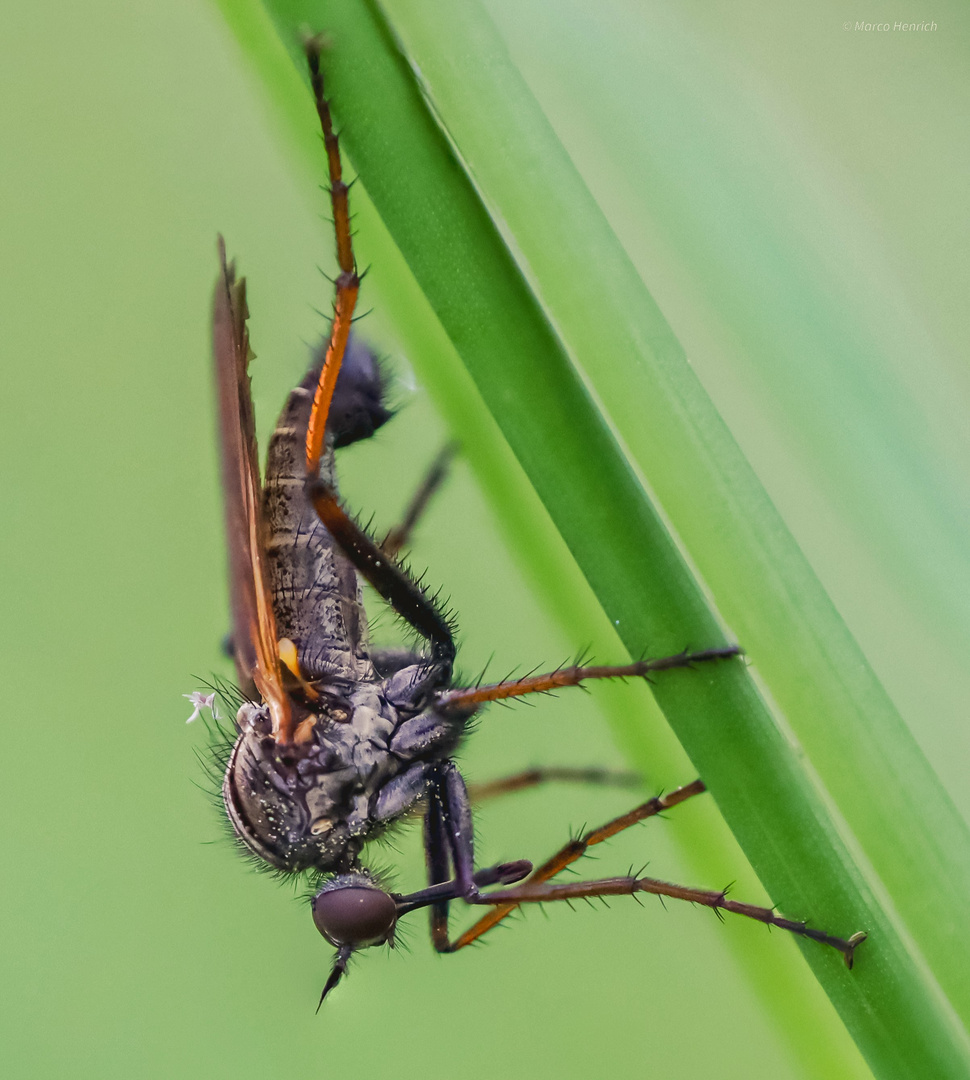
[
  {"left": 382, "top": 442, "right": 459, "bottom": 558},
  {"left": 435, "top": 647, "right": 741, "bottom": 713},
  {"left": 303, "top": 37, "right": 360, "bottom": 477},
  {"left": 474, "top": 875, "right": 866, "bottom": 969},
  {"left": 450, "top": 781, "right": 866, "bottom": 967},
  {"left": 306, "top": 483, "right": 456, "bottom": 674},
  {"left": 308, "top": 440, "right": 458, "bottom": 684},
  {"left": 296, "top": 50, "right": 456, "bottom": 679},
  {"left": 442, "top": 780, "right": 707, "bottom": 951},
  {"left": 468, "top": 767, "right": 643, "bottom": 803}
]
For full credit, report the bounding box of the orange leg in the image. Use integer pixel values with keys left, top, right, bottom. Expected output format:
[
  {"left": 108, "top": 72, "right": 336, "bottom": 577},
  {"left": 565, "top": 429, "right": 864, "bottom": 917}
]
[
  {"left": 303, "top": 38, "right": 360, "bottom": 478},
  {"left": 442, "top": 780, "right": 706, "bottom": 950},
  {"left": 435, "top": 646, "right": 741, "bottom": 713},
  {"left": 467, "top": 766, "right": 643, "bottom": 803},
  {"left": 473, "top": 874, "right": 866, "bottom": 967},
  {"left": 444, "top": 780, "right": 867, "bottom": 967}
]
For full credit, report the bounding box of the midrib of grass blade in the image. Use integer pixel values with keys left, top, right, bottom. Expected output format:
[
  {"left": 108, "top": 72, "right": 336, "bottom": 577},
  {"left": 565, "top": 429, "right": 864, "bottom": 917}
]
[{"left": 213, "top": 1, "right": 970, "bottom": 1076}]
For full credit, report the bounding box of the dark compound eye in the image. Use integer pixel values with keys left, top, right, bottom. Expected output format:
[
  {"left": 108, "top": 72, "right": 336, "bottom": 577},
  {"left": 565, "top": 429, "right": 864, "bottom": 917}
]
[{"left": 311, "top": 886, "right": 397, "bottom": 948}]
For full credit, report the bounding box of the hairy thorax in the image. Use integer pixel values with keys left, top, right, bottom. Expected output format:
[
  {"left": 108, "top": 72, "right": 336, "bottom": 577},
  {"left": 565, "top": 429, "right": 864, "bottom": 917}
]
[
  {"left": 222, "top": 661, "right": 466, "bottom": 875},
  {"left": 223, "top": 683, "right": 400, "bottom": 873}
]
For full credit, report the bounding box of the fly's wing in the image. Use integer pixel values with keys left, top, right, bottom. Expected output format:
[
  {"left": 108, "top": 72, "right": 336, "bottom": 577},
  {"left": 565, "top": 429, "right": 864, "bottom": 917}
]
[{"left": 213, "top": 238, "right": 293, "bottom": 742}]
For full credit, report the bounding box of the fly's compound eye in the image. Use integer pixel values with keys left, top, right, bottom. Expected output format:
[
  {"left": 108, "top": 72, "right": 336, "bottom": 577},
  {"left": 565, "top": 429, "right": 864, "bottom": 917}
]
[{"left": 311, "top": 885, "right": 397, "bottom": 948}]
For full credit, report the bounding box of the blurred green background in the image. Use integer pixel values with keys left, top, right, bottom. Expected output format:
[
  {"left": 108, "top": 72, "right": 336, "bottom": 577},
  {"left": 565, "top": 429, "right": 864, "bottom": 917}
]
[{"left": 2, "top": 2, "right": 967, "bottom": 1078}]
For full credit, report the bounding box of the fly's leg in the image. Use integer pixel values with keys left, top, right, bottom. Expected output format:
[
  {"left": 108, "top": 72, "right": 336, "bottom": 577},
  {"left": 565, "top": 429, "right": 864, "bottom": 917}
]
[
  {"left": 297, "top": 41, "right": 456, "bottom": 680},
  {"left": 302, "top": 37, "right": 359, "bottom": 477},
  {"left": 474, "top": 878, "right": 866, "bottom": 968},
  {"left": 436, "top": 762, "right": 478, "bottom": 898},
  {"left": 435, "top": 647, "right": 741, "bottom": 713},
  {"left": 412, "top": 760, "right": 551, "bottom": 951},
  {"left": 306, "top": 484, "right": 456, "bottom": 674},
  {"left": 382, "top": 442, "right": 459, "bottom": 558},
  {"left": 438, "top": 780, "right": 706, "bottom": 951},
  {"left": 326, "top": 334, "right": 392, "bottom": 449},
  {"left": 449, "top": 783, "right": 867, "bottom": 967},
  {"left": 468, "top": 767, "right": 643, "bottom": 802},
  {"left": 360, "top": 443, "right": 459, "bottom": 676},
  {"left": 423, "top": 778, "right": 457, "bottom": 952},
  {"left": 418, "top": 762, "right": 483, "bottom": 951}
]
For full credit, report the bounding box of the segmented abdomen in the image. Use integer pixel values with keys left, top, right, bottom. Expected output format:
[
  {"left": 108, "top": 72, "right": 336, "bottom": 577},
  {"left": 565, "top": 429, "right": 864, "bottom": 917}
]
[{"left": 262, "top": 364, "right": 374, "bottom": 687}]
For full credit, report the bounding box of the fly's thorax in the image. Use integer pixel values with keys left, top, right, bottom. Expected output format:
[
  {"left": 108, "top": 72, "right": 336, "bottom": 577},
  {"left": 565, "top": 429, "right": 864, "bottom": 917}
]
[{"left": 222, "top": 688, "right": 402, "bottom": 874}]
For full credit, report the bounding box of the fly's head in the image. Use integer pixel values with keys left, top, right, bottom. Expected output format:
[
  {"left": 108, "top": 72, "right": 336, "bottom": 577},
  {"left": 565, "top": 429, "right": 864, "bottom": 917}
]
[
  {"left": 308, "top": 857, "right": 535, "bottom": 1007},
  {"left": 312, "top": 873, "right": 398, "bottom": 948},
  {"left": 310, "top": 871, "right": 399, "bottom": 1006}
]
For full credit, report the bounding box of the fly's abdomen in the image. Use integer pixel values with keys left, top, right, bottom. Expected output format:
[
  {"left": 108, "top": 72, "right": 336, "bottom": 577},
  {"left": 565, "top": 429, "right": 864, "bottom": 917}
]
[{"left": 262, "top": 342, "right": 388, "bottom": 687}]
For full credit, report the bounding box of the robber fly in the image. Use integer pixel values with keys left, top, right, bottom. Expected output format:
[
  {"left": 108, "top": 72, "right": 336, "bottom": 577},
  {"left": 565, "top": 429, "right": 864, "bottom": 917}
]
[{"left": 207, "top": 39, "right": 865, "bottom": 1007}]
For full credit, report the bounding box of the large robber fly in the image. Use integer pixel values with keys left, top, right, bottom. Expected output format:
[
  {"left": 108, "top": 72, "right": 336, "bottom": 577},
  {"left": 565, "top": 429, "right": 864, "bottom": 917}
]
[{"left": 207, "top": 40, "right": 865, "bottom": 1007}]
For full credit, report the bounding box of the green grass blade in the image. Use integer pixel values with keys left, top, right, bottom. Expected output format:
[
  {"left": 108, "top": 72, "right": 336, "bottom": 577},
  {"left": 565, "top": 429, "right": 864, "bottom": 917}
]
[
  {"left": 212, "top": 1, "right": 970, "bottom": 1075},
  {"left": 375, "top": 0, "right": 970, "bottom": 1025}
]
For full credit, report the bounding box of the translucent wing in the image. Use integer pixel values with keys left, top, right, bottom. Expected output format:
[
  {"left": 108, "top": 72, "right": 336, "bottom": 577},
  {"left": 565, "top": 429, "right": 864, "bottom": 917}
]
[{"left": 212, "top": 238, "right": 293, "bottom": 742}]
